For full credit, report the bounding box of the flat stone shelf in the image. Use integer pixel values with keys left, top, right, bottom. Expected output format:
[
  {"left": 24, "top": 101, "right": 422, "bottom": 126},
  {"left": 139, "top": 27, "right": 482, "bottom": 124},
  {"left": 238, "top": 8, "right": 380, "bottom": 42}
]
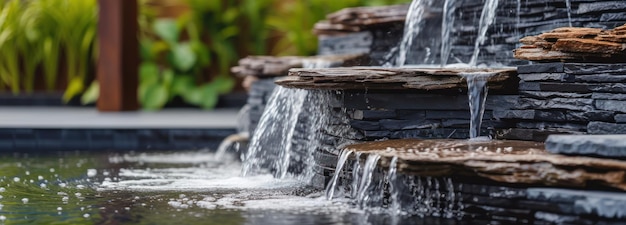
[
  {"left": 277, "top": 67, "right": 518, "bottom": 91},
  {"left": 344, "top": 139, "right": 626, "bottom": 191},
  {"left": 231, "top": 54, "right": 368, "bottom": 78}
]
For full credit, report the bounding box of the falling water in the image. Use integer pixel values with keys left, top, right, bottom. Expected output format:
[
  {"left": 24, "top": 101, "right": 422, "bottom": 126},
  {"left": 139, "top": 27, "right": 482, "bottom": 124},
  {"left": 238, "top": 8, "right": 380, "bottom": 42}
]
[
  {"left": 396, "top": 0, "right": 427, "bottom": 66},
  {"left": 356, "top": 154, "right": 381, "bottom": 208},
  {"left": 242, "top": 86, "right": 307, "bottom": 178},
  {"left": 325, "top": 149, "right": 353, "bottom": 200},
  {"left": 461, "top": 72, "right": 494, "bottom": 139},
  {"left": 565, "top": 0, "right": 573, "bottom": 27},
  {"left": 350, "top": 152, "right": 363, "bottom": 199},
  {"left": 469, "top": 0, "right": 499, "bottom": 67},
  {"left": 440, "top": 0, "right": 456, "bottom": 67},
  {"left": 387, "top": 157, "right": 401, "bottom": 214}
]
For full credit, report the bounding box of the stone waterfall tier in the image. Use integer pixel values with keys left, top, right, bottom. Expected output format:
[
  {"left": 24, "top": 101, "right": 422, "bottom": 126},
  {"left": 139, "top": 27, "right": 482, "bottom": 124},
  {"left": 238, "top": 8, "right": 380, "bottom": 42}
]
[
  {"left": 514, "top": 25, "right": 626, "bottom": 62},
  {"left": 316, "top": 0, "right": 626, "bottom": 66},
  {"left": 345, "top": 139, "right": 626, "bottom": 191},
  {"left": 275, "top": 67, "right": 520, "bottom": 140},
  {"left": 326, "top": 139, "right": 626, "bottom": 221},
  {"left": 278, "top": 67, "right": 518, "bottom": 91},
  {"left": 230, "top": 54, "right": 369, "bottom": 78},
  {"left": 499, "top": 62, "right": 626, "bottom": 138}
]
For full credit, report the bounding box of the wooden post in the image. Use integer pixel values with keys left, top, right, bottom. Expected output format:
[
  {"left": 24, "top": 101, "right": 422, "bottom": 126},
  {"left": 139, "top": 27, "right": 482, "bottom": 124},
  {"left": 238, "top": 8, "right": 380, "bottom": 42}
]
[{"left": 97, "top": 0, "right": 139, "bottom": 111}]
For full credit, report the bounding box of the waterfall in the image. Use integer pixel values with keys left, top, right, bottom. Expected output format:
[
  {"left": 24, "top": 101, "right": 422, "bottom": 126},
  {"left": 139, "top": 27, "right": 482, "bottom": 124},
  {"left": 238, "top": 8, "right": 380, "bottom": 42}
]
[
  {"left": 460, "top": 72, "right": 494, "bottom": 139},
  {"left": 469, "top": 0, "right": 499, "bottom": 67},
  {"left": 396, "top": 0, "right": 428, "bottom": 66},
  {"left": 565, "top": 0, "right": 573, "bottom": 27},
  {"left": 325, "top": 149, "right": 353, "bottom": 200},
  {"left": 440, "top": 0, "right": 456, "bottom": 67}
]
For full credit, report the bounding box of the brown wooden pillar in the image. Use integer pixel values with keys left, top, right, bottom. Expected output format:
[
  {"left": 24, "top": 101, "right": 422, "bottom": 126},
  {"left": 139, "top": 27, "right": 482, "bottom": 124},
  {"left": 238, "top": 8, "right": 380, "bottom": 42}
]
[{"left": 97, "top": 0, "right": 139, "bottom": 111}]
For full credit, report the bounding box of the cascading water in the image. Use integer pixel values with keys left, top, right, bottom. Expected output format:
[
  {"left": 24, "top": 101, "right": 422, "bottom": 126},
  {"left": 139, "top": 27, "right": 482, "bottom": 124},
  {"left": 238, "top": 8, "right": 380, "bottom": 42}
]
[
  {"left": 387, "top": 156, "right": 401, "bottom": 215},
  {"left": 396, "top": 0, "right": 427, "bottom": 66},
  {"left": 461, "top": 72, "right": 494, "bottom": 139},
  {"left": 469, "top": 0, "right": 499, "bottom": 67},
  {"left": 325, "top": 149, "right": 353, "bottom": 200},
  {"left": 440, "top": 0, "right": 457, "bottom": 67},
  {"left": 242, "top": 86, "right": 308, "bottom": 178},
  {"left": 355, "top": 154, "right": 381, "bottom": 208}
]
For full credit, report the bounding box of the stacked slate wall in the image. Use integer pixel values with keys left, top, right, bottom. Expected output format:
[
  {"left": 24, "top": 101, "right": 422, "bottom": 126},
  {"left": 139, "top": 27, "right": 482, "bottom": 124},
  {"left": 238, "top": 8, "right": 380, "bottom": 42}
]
[
  {"left": 496, "top": 63, "right": 626, "bottom": 141},
  {"left": 318, "top": 0, "right": 626, "bottom": 66}
]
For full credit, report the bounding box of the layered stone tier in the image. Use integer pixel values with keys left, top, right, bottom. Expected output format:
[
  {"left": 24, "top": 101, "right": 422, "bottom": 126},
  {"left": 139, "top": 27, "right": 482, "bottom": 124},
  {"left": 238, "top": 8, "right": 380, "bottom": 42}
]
[{"left": 278, "top": 67, "right": 518, "bottom": 91}]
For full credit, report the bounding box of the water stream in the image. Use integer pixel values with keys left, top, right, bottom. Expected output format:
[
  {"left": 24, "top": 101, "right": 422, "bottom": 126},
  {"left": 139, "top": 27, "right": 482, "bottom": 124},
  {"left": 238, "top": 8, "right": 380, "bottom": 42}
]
[
  {"left": 325, "top": 149, "right": 353, "bottom": 200},
  {"left": 469, "top": 0, "right": 500, "bottom": 67},
  {"left": 440, "top": 0, "right": 456, "bottom": 67},
  {"left": 565, "top": 0, "right": 573, "bottom": 27},
  {"left": 396, "top": 0, "right": 428, "bottom": 66},
  {"left": 461, "top": 72, "right": 494, "bottom": 139}
]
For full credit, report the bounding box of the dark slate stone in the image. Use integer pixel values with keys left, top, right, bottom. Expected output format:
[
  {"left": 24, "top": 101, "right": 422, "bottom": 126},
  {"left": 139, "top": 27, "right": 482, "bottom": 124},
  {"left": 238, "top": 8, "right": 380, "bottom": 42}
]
[
  {"left": 342, "top": 92, "right": 518, "bottom": 111},
  {"left": 518, "top": 82, "right": 596, "bottom": 93},
  {"left": 318, "top": 31, "right": 372, "bottom": 56},
  {"left": 521, "top": 91, "right": 592, "bottom": 99},
  {"left": 351, "top": 109, "right": 397, "bottom": 120},
  {"left": 517, "top": 122, "right": 587, "bottom": 132},
  {"left": 615, "top": 114, "right": 626, "bottom": 123},
  {"left": 518, "top": 73, "right": 572, "bottom": 82},
  {"left": 517, "top": 63, "right": 564, "bottom": 74},
  {"left": 425, "top": 110, "right": 493, "bottom": 120},
  {"left": 546, "top": 134, "right": 626, "bottom": 158},
  {"left": 577, "top": 2, "right": 626, "bottom": 15},
  {"left": 493, "top": 110, "right": 535, "bottom": 120},
  {"left": 601, "top": 12, "right": 626, "bottom": 22},
  {"left": 349, "top": 120, "right": 380, "bottom": 131},
  {"left": 564, "top": 63, "right": 626, "bottom": 75},
  {"left": 575, "top": 74, "right": 626, "bottom": 83},
  {"left": 527, "top": 188, "right": 626, "bottom": 219},
  {"left": 595, "top": 100, "right": 626, "bottom": 113},
  {"left": 379, "top": 119, "right": 439, "bottom": 131},
  {"left": 589, "top": 83, "right": 626, "bottom": 93},
  {"left": 516, "top": 97, "right": 594, "bottom": 111},
  {"left": 496, "top": 128, "right": 581, "bottom": 142},
  {"left": 588, "top": 122, "right": 626, "bottom": 134},
  {"left": 592, "top": 93, "right": 626, "bottom": 100},
  {"left": 395, "top": 110, "right": 427, "bottom": 120}
]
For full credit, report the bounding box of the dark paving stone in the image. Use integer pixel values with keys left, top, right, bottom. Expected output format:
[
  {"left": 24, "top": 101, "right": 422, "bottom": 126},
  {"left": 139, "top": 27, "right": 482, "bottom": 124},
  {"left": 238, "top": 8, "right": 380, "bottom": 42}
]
[
  {"left": 546, "top": 134, "right": 626, "bottom": 158},
  {"left": 527, "top": 188, "right": 626, "bottom": 219},
  {"left": 588, "top": 122, "right": 626, "bottom": 134},
  {"left": 595, "top": 100, "right": 626, "bottom": 113}
]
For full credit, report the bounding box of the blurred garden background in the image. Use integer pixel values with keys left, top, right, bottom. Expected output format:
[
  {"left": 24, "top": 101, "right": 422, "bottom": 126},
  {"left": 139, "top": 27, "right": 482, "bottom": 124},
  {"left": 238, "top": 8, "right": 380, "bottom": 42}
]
[{"left": 0, "top": 0, "right": 408, "bottom": 111}]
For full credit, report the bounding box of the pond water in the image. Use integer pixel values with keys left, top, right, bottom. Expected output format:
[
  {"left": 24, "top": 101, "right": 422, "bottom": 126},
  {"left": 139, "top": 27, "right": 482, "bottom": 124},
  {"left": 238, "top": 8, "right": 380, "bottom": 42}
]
[{"left": 0, "top": 150, "right": 455, "bottom": 225}]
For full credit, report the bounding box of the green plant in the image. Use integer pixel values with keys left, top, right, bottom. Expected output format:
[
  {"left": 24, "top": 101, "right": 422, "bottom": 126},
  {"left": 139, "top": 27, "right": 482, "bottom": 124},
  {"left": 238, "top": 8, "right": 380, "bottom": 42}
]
[{"left": 0, "top": 0, "right": 97, "bottom": 100}]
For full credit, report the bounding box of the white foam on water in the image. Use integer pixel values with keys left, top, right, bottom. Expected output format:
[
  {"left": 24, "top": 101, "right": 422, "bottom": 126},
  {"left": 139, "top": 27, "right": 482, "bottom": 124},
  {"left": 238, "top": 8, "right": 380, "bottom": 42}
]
[{"left": 108, "top": 151, "right": 221, "bottom": 165}]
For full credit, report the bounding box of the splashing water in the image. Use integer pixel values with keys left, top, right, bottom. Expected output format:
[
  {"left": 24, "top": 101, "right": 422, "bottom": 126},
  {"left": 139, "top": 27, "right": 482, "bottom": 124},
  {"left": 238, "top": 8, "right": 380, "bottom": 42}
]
[
  {"left": 461, "top": 72, "right": 494, "bottom": 139},
  {"left": 469, "top": 0, "right": 499, "bottom": 67},
  {"left": 242, "top": 86, "right": 308, "bottom": 178},
  {"left": 350, "top": 152, "right": 363, "bottom": 199},
  {"left": 325, "top": 150, "right": 353, "bottom": 200}
]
